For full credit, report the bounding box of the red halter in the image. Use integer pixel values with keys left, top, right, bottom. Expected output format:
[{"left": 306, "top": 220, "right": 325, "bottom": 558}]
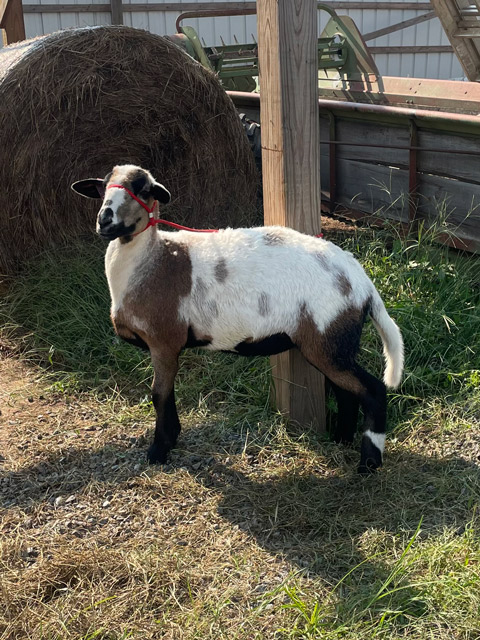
[{"left": 106, "top": 184, "right": 219, "bottom": 235}]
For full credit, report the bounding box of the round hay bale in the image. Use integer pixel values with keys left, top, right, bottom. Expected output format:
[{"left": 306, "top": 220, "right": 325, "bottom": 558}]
[{"left": 0, "top": 26, "right": 258, "bottom": 275}]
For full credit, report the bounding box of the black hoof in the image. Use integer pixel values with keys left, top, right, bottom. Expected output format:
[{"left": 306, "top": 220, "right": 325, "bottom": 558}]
[
  {"left": 147, "top": 444, "right": 169, "bottom": 465},
  {"left": 359, "top": 436, "right": 383, "bottom": 475},
  {"left": 357, "top": 462, "right": 379, "bottom": 475}
]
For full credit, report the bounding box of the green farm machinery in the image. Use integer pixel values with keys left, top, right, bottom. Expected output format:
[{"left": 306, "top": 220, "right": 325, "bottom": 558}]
[
  {"left": 168, "top": 3, "right": 378, "bottom": 93},
  {"left": 167, "top": 3, "right": 480, "bottom": 253}
]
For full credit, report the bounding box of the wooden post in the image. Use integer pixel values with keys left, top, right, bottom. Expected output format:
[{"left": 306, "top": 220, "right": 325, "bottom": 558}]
[
  {"left": 257, "top": 0, "right": 325, "bottom": 431},
  {"left": 0, "top": 0, "right": 26, "bottom": 45},
  {"left": 110, "top": 0, "right": 123, "bottom": 25}
]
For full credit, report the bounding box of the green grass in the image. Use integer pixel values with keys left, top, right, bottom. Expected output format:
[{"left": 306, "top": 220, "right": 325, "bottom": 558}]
[
  {"left": 1, "top": 222, "right": 478, "bottom": 419},
  {"left": 1, "top": 222, "right": 480, "bottom": 639}
]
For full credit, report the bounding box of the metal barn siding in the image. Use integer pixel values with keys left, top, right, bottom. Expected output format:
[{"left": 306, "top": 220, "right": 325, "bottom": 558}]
[{"left": 10, "top": 0, "right": 466, "bottom": 79}]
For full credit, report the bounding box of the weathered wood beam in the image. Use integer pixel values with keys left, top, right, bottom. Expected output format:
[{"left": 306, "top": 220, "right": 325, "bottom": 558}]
[
  {"left": 110, "top": 0, "right": 123, "bottom": 23},
  {"left": 453, "top": 28, "right": 480, "bottom": 37},
  {"left": 363, "top": 10, "right": 437, "bottom": 41},
  {"left": 430, "top": 0, "right": 480, "bottom": 81},
  {"left": 0, "top": 0, "right": 7, "bottom": 22},
  {"left": 0, "top": 0, "right": 25, "bottom": 44},
  {"left": 328, "top": 2, "right": 432, "bottom": 8},
  {"left": 369, "top": 45, "right": 453, "bottom": 54},
  {"left": 257, "top": 0, "right": 325, "bottom": 431},
  {"left": 23, "top": 3, "right": 110, "bottom": 12}
]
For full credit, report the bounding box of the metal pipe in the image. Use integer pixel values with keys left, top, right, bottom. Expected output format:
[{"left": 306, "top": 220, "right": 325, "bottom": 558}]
[
  {"left": 328, "top": 112, "right": 337, "bottom": 214},
  {"left": 176, "top": 2, "right": 338, "bottom": 32},
  {"left": 317, "top": 140, "right": 480, "bottom": 156},
  {"left": 228, "top": 91, "right": 480, "bottom": 128},
  {"left": 176, "top": 8, "right": 255, "bottom": 32}
]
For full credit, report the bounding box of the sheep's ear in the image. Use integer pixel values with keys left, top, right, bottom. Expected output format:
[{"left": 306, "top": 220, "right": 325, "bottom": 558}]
[
  {"left": 71, "top": 178, "right": 105, "bottom": 199},
  {"left": 150, "top": 181, "right": 171, "bottom": 204}
]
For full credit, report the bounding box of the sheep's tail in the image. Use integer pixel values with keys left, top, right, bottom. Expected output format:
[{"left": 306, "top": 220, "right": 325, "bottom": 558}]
[{"left": 370, "top": 293, "right": 404, "bottom": 389}]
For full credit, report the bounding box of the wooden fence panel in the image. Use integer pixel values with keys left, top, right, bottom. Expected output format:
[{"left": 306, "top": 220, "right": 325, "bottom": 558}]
[{"left": 417, "top": 130, "right": 480, "bottom": 184}]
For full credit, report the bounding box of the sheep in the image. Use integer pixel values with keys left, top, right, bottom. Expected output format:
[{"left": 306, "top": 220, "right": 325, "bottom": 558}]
[{"left": 71, "top": 164, "right": 404, "bottom": 474}]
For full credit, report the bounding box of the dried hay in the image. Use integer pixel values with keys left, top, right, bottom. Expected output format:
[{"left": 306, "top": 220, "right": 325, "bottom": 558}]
[{"left": 0, "top": 26, "right": 258, "bottom": 275}]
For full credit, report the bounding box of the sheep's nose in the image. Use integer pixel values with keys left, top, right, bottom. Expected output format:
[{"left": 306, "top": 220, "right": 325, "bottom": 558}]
[{"left": 98, "top": 207, "right": 114, "bottom": 228}]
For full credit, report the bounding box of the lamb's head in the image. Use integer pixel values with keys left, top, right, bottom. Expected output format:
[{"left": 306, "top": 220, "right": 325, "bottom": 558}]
[{"left": 71, "top": 164, "right": 171, "bottom": 240}]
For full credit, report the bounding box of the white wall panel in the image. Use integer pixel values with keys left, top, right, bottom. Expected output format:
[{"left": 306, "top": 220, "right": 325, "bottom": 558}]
[{"left": 2, "top": 0, "right": 469, "bottom": 80}]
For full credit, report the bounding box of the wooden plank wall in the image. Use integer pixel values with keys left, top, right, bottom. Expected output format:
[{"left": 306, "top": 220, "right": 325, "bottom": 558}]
[{"left": 318, "top": 112, "right": 480, "bottom": 246}]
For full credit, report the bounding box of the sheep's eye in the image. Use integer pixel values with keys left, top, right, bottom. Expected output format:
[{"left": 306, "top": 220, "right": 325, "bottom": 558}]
[{"left": 139, "top": 190, "right": 150, "bottom": 201}]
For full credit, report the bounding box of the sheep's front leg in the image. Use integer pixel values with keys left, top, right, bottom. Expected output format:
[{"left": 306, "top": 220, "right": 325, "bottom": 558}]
[{"left": 148, "top": 347, "right": 181, "bottom": 464}]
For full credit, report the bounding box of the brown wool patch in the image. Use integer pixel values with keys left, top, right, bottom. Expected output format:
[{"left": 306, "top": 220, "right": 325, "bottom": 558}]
[
  {"left": 192, "top": 278, "right": 219, "bottom": 327},
  {"left": 258, "top": 292, "right": 271, "bottom": 316},
  {"left": 293, "top": 303, "right": 368, "bottom": 395},
  {"left": 192, "top": 328, "right": 213, "bottom": 343},
  {"left": 126, "top": 166, "right": 148, "bottom": 184},
  {"left": 336, "top": 271, "right": 352, "bottom": 297},
  {"left": 115, "top": 240, "right": 193, "bottom": 353},
  {"left": 214, "top": 258, "right": 228, "bottom": 283},
  {"left": 314, "top": 252, "right": 331, "bottom": 271},
  {"left": 193, "top": 277, "right": 208, "bottom": 304},
  {"left": 207, "top": 299, "right": 219, "bottom": 319},
  {"left": 264, "top": 231, "right": 285, "bottom": 246}
]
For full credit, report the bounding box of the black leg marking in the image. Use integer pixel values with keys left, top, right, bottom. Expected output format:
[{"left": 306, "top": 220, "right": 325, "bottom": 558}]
[
  {"left": 301, "top": 350, "right": 386, "bottom": 474},
  {"left": 148, "top": 388, "right": 181, "bottom": 464},
  {"left": 328, "top": 381, "right": 360, "bottom": 444},
  {"left": 148, "top": 348, "right": 180, "bottom": 465},
  {"left": 184, "top": 326, "right": 212, "bottom": 349},
  {"left": 293, "top": 304, "right": 387, "bottom": 473},
  {"left": 353, "top": 365, "right": 387, "bottom": 474},
  {"left": 119, "top": 332, "right": 149, "bottom": 351}
]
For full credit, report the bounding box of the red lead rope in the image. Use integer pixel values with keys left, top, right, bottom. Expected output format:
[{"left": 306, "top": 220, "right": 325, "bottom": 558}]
[
  {"left": 107, "top": 184, "right": 218, "bottom": 234},
  {"left": 106, "top": 183, "right": 323, "bottom": 237}
]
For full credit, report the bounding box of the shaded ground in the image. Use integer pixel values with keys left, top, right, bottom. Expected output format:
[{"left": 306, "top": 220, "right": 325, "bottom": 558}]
[{"left": 1, "top": 353, "right": 480, "bottom": 639}]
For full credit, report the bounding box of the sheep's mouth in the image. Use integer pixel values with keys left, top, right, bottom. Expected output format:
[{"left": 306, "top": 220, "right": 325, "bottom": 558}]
[{"left": 97, "top": 222, "right": 137, "bottom": 240}]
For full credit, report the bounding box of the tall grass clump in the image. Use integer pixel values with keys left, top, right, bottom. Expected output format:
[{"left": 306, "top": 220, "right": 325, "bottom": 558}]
[{"left": 0, "top": 240, "right": 152, "bottom": 393}]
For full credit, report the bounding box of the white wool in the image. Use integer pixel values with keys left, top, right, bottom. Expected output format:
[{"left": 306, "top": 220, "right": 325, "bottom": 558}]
[
  {"left": 364, "top": 430, "right": 386, "bottom": 454},
  {"left": 105, "top": 227, "right": 150, "bottom": 315},
  {"left": 175, "top": 226, "right": 372, "bottom": 351}
]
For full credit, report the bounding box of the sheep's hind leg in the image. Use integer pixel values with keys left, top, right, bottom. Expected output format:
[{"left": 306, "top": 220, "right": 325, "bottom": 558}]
[
  {"left": 353, "top": 366, "right": 387, "bottom": 475},
  {"left": 148, "top": 347, "right": 181, "bottom": 464},
  {"left": 326, "top": 366, "right": 386, "bottom": 474},
  {"left": 328, "top": 381, "right": 360, "bottom": 444},
  {"left": 302, "top": 353, "right": 386, "bottom": 474}
]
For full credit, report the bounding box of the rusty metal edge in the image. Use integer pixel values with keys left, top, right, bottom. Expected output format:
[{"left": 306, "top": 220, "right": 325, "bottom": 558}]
[{"left": 228, "top": 90, "right": 480, "bottom": 134}]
